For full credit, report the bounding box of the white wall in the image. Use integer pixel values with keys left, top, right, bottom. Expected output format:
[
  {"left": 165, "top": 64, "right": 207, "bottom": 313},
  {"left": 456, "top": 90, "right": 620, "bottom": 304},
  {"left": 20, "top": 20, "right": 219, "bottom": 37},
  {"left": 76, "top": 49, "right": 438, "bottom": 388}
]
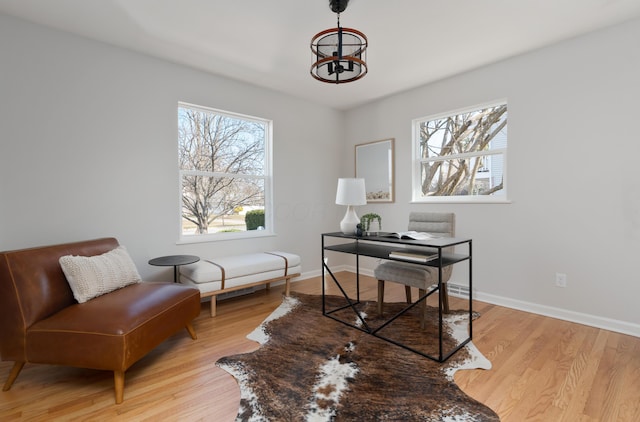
[
  {"left": 2, "top": 13, "right": 638, "bottom": 336},
  {"left": 0, "top": 14, "right": 344, "bottom": 281},
  {"left": 346, "top": 18, "right": 640, "bottom": 335}
]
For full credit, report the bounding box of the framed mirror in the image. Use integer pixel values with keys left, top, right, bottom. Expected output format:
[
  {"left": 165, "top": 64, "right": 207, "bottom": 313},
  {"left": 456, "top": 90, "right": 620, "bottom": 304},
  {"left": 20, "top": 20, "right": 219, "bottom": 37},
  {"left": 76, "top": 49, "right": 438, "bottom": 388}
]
[{"left": 355, "top": 138, "right": 395, "bottom": 203}]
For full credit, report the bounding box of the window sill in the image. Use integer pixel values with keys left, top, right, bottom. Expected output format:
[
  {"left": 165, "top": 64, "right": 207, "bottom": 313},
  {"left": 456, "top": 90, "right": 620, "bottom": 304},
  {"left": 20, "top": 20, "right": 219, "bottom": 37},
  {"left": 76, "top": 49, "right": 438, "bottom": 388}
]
[
  {"left": 177, "top": 230, "right": 276, "bottom": 244},
  {"left": 410, "top": 198, "right": 512, "bottom": 204}
]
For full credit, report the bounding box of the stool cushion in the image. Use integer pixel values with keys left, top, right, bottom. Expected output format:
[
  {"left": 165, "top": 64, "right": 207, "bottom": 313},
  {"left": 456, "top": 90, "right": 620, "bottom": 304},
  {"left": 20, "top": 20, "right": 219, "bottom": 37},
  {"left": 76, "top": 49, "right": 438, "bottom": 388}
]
[{"left": 374, "top": 261, "right": 438, "bottom": 289}]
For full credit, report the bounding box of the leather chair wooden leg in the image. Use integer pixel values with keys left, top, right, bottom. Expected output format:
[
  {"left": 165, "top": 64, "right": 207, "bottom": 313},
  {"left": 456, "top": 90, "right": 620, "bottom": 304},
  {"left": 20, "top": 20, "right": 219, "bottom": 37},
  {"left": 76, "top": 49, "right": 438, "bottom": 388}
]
[
  {"left": 185, "top": 322, "right": 197, "bottom": 340},
  {"left": 114, "top": 370, "right": 125, "bottom": 404},
  {"left": 2, "top": 361, "right": 25, "bottom": 391}
]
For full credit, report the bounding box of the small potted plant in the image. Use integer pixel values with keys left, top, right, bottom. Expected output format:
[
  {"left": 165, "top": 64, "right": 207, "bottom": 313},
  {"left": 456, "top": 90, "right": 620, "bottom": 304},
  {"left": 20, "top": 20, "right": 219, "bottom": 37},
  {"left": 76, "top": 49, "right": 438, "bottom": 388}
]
[{"left": 360, "top": 213, "right": 382, "bottom": 236}]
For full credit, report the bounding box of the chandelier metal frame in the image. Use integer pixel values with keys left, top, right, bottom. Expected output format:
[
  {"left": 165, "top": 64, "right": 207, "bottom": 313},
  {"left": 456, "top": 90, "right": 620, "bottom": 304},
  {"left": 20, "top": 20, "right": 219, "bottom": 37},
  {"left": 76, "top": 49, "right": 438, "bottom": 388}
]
[{"left": 310, "top": 2, "right": 368, "bottom": 84}]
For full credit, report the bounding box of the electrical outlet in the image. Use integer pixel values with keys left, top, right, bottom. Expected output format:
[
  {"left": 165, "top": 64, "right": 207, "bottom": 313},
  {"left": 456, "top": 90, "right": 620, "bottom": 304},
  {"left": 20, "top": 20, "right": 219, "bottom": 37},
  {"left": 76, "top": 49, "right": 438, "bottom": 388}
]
[{"left": 555, "top": 273, "right": 567, "bottom": 288}]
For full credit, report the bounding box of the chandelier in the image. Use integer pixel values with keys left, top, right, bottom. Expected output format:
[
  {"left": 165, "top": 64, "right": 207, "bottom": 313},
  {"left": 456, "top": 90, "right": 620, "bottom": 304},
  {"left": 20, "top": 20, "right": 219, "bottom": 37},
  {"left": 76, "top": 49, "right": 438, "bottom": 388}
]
[{"left": 310, "top": 0, "right": 368, "bottom": 84}]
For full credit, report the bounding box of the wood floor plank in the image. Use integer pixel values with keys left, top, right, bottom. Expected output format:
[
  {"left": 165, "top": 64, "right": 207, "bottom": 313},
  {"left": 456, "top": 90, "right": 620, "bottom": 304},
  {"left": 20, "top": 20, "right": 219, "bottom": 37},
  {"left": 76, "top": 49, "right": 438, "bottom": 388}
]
[
  {"left": 620, "top": 338, "right": 640, "bottom": 420},
  {"left": 1, "top": 273, "right": 639, "bottom": 421},
  {"left": 560, "top": 329, "right": 609, "bottom": 421}
]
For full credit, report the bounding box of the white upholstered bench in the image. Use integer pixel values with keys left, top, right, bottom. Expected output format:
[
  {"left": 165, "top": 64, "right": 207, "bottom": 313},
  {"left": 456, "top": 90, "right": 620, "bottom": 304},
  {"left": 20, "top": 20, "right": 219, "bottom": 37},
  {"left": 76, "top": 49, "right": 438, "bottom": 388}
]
[{"left": 178, "top": 251, "right": 301, "bottom": 317}]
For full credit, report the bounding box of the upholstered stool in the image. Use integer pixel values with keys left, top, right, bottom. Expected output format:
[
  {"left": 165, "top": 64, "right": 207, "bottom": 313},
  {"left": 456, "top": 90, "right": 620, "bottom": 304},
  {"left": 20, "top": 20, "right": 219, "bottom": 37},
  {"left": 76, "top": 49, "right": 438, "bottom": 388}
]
[
  {"left": 374, "top": 261, "right": 450, "bottom": 328},
  {"left": 374, "top": 211, "right": 455, "bottom": 328}
]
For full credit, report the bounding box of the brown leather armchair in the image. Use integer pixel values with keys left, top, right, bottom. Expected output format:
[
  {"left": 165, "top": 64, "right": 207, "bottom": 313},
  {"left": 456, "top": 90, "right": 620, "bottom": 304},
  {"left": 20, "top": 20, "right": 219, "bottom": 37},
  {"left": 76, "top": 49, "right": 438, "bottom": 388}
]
[{"left": 0, "top": 238, "right": 201, "bottom": 404}]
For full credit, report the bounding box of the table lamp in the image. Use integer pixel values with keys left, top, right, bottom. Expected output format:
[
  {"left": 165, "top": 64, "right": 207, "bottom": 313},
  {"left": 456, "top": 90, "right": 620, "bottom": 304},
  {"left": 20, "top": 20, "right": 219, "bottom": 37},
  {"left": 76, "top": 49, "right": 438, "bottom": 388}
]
[{"left": 335, "top": 178, "right": 367, "bottom": 234}]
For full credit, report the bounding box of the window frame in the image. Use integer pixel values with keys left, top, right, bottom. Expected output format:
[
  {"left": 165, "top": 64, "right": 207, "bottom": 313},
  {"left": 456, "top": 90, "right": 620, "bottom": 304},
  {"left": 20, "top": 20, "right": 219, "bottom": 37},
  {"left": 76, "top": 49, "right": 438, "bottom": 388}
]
[
  {"left": 411, "top": 100, "right": 510, "bottom": 204},
  {"left": 177, "top": 102, "right": 274, "bottom": 243}
]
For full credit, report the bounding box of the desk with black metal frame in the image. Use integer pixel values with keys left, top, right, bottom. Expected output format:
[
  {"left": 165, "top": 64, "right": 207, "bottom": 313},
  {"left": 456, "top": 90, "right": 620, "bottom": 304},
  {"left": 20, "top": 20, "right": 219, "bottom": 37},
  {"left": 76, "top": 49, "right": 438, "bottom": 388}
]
[{"left": 321, "top": 232, "right": 472, "bottom": 362}]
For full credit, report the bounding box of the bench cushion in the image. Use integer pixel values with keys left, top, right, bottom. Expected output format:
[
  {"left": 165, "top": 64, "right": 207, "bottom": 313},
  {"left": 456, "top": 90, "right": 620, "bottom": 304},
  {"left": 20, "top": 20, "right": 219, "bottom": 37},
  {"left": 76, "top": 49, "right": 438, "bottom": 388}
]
[
  {"left": 180, "top": 251, "right": 300, "bottom": 284},
  {"left": 180, "top": 267, "right": 301, "bottom": 294}
]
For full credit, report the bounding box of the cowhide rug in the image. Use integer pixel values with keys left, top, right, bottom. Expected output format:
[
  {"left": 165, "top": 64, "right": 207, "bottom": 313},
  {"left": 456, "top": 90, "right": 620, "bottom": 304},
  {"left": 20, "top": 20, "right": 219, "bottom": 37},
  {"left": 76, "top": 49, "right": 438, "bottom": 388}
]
[{"left": 217, "top": 293, "right": 499, "bottom": 421}]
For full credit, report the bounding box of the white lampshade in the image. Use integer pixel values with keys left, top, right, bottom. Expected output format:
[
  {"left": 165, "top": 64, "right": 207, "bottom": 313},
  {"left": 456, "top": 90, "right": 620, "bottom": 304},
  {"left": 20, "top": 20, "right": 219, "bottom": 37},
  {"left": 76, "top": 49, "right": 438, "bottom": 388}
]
[
  {"left": 335, "top": 178, "right": 366, "bottom": 206},
  {"left": 336, "top": 178, "right": 366, "bottom": 234}
]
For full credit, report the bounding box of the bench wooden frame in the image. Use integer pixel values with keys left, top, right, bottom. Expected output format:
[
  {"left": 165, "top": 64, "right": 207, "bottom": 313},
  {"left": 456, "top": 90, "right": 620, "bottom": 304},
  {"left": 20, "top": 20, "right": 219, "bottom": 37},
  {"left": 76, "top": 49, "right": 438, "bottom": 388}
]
[{"left": 202, "top": 272, "right": 300, "bottom": 317}]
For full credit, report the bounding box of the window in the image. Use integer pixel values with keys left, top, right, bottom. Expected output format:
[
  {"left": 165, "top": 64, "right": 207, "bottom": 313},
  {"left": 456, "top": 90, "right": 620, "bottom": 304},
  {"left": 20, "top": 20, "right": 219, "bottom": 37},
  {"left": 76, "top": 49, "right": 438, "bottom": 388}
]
[
  {"left": 178, "top": 102, "right": 272, "bottom": 241},
  {"left": 412, "top": 101, "right": 508, "bottom": 202}
]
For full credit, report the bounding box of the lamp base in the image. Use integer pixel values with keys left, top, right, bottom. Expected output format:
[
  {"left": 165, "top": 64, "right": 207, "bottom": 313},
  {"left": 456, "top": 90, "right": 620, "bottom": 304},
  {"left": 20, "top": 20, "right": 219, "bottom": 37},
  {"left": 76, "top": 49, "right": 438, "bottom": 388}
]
[{"left": 340, "top": 205, "right": 360, "bottom": 234}]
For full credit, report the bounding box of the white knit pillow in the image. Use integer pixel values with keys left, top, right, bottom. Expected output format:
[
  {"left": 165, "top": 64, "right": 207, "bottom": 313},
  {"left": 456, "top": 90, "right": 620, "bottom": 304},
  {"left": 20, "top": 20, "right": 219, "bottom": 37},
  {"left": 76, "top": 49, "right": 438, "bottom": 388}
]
[{"left": 59, "top": 246, "right": 142, "bottom": 303}]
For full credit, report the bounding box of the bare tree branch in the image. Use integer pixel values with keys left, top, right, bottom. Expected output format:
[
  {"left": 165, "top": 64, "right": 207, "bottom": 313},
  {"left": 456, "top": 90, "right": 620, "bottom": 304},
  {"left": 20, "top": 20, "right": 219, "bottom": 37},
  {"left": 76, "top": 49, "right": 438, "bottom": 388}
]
[
  {"left": 179, "top": 108, "right": 265, "bottom": 234},
  {"left": 418, "top": 105, "right": 507, "bottom": 196}
]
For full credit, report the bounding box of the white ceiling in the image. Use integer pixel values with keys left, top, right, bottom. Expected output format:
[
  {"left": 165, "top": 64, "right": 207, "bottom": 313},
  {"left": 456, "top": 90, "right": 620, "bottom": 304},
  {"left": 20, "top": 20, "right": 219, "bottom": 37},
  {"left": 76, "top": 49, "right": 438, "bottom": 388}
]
[{"left": 2, "top": 0, "right": 640, "bottom": 110}]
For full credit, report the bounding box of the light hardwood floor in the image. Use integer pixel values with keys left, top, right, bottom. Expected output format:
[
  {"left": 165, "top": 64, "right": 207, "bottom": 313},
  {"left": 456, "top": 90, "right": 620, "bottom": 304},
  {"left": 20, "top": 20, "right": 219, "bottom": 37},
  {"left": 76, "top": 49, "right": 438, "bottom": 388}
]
[{"left": 1, "top": 273, "right": 638, "bottom": 421}]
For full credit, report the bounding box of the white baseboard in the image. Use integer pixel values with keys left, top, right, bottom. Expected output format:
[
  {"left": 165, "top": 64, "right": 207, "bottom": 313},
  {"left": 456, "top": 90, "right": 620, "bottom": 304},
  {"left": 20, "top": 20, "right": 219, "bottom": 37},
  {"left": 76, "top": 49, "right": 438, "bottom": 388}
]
[
  {"left": 475, "top": 291, "right": 640, "bottom": 338},
  {"left": 295, "top": 267, "right": 639, "bottom": 338},
  {"left": 293, "top": 265, "right": 354, "bottom": 281}
]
